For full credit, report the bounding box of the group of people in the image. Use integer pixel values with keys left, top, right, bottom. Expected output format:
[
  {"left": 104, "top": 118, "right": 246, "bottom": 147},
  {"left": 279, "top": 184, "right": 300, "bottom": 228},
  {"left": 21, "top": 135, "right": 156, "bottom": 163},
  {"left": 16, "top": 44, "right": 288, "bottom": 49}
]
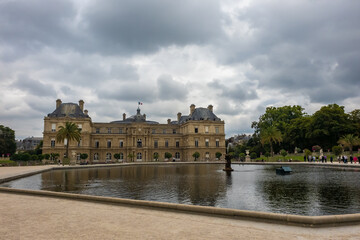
[{"left": 304, "top": 155, "right": 359, "bottom": 164}]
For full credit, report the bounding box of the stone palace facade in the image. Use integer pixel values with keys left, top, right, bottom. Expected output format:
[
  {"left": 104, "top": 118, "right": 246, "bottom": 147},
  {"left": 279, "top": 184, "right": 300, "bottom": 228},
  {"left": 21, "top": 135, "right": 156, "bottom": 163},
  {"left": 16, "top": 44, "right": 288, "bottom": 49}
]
[{"left": 43, "top": 99, "right": 226, "bottom": 163}]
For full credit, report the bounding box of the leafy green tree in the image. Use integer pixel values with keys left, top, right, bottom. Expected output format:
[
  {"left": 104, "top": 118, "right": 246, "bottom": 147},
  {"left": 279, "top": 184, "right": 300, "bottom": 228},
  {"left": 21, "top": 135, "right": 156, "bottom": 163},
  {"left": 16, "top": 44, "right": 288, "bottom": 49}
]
[
  {"left": 153, "top": 152, "right": 159, "bottom": 161},
  {"left": 332, "top": 146, "right": 343, "bottom": 157},
  {"left": 260, "top": 126, "right": 282, "bottom": 156},
  {"left": 80, "top": 153, "right": 88, "bottom": 161},
  {"left": 308, "top": 104, "right": 355, "bottom": 149},
  {"left": 215, "top": 152, "right": 222, "bottom": 160},
  {"left": 338, "top": 134, "right": 360, "bottom": 156},
  {"left": 349, "top": 109, "right": 360, "bottom": 136},
  {"left": 35, "top": 140, "right": 43, "bottom": 155},
  {"left": 192, "top": 152, "right": 200, "bottom": 161},
  {"left": 30, "top": 155, "right": 38, "bottom": 160},
  {"left": 44, "top": 154, "right": 50, "bottom": 160},
  {"left": 127, "top": 153, "right": 134, "bottom": 162},
  {"left": 264, "top": 152, "right": 270, "bottom": 160},
  {"left": 250, "top": 152, "right": 257, "bottom": 159},
  {"left": 165, "top": 152, "right": 172, "bottom": 160},
  {"left": 0, "top": 125, "right": 16, "bottom": 156},
  {"left": 239, "top": 153, "right": 245, "bottom": 161},
  {"left": 22, "top": 153, "right": 31, "bottom": 161},
  {"left": 56, "top": 122, "right": 81, "bottom": 159},
  {"left": 114, "top": 153, "right": 121, "bottom": 162},
  {"left": 280, "top": 149, "right": 287, "bottom": 159},
  {"left": 38, "top": 154, "right": 45, "bottom": 161}
]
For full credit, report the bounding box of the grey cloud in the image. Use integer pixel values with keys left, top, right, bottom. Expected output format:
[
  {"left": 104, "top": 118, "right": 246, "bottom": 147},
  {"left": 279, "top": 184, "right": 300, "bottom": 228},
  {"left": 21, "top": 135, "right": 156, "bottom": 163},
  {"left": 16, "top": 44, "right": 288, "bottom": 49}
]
[
  {"left": 82, "top": 0, "right": 224, "bottom": 54},
  {"left": 208, "top": 79, "right": 258, "bottom": 102},
  {"left": 157, "top": 75, "right": 188, "bottom": 101},
  {"left": 97, "top": 82, "right": 157, "bottom": 103},
  {"left": 0, "top": 0, "right": 77, "bottom": 61},
  {"left": 219, "top": 1, "right": 360, "bottom": 104},
  {"left": 11, "top": 75, "right": 56, "bottom": 97}
]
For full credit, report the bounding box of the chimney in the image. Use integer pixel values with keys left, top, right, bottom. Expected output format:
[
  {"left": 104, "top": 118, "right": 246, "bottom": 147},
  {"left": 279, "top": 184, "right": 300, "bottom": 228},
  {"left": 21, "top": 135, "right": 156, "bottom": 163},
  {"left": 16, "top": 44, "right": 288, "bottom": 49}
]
[
  {"left": 208, "top": 105, "right": 213, "bottom": 112},
  {"left": 56, "top": 99, "right": 62, "bottom": 108},
  {"left": 84, "top": 109, "right": 88, "bottom": 115},
  {"left": 79, "top": 100, "right": 84, "bottom": 112},
  {"left": 143, "top": 114, "right": 146, "bottom": 120},
  {"left": 177, "top": 112, "right": 182, "bottom": 122},
  {"left": 190, "top": 104, "right": 195, "bottom": 115},
  {"left": 167, "top": 119, "right": 171, "bottom": 124},
  {"left": 123, "top": 113, "right": 126, "bottom": 120}
]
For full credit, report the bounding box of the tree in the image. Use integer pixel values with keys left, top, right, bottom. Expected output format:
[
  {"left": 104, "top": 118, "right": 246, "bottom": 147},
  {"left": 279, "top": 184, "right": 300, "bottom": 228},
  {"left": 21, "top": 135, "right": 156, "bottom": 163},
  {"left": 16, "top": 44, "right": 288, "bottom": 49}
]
[
  {"left": 192, "top": 152, "right": 200, "bottom": 161},
  {"left": 80, "top": 153, "right": 88, "bottom": 161},
  {"left": 308, "top": 104, "right": 355, "bottom": 149},
  {"left": 338, "top": 134, "right": 360, "bottom": 156},
  {"left": 250, "top": 152, "right": 257, "bottom": 159},
  {"left": 165, "top": 152, "right": 172, "bottom": 160},
  {"left": 114, "top": 153, "right": 121, "bottom": 162},
  {"left": 56, "top": 122, "right": 81, "bottom": 159},
  {"left": 280, "top": 149, "right": 287, "bottom": 159},
  {"left": 304, "top": 149, "right": 311, "bottom": 158},
  {"left": 332, "top": 146, "right": 343, "bottom": 157},
  {"left": 215, "top": 152, "right": 222, "bottom": 160},
  {"left": 260, "top": 126, "right": 282, "bottom": 156},
  {"left": 127, "top": 153, "right": 134, "bottom": 162},
  {"left": 239, "top": 153, "right": 245, "bottom": 161},
  {"left": 0, "top": 125, "right": 16, "bottom": 156},
  {"left": 153, "top": 152, "right": 159, "bottom": 161}
]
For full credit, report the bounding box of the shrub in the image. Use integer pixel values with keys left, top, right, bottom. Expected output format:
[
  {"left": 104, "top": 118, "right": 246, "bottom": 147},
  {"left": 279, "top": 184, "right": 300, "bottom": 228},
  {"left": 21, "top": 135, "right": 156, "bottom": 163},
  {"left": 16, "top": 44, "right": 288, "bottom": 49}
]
[
  {"left": 280, "top": 149, "right": 287, "bottom": 158},
  {"left": 192, "top": 152, "right": 200, "bottom": 161},
  {"left": 165, "top": 152, "right": 172, "bottom": 159},
  {"left": 215, "top": 152, "right": 222, "bottom": 160},
  {"left": 332, "top": 146, "right": 343, "bottom": 156},
  {"left": 239, "top": 153, "right": 245, "bottom": 161},
  {"left": 250, "top": 152, "right": 257, "bottom": 159}
]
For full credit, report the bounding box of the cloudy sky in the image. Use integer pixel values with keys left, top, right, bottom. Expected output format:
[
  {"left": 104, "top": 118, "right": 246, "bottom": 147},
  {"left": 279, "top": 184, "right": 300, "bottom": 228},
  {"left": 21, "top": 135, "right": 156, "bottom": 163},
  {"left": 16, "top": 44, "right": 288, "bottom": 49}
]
[{"left": 1, "top": 0, "right": 359, "bottom": 139}]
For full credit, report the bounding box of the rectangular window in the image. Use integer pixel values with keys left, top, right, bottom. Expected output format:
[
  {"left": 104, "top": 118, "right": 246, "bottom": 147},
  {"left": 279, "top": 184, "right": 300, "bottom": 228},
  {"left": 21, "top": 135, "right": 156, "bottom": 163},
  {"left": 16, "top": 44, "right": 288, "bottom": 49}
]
[
  {"left": 120, "top": 153, "right": 124, "bottom": 160},
  {"left": 205, "top": 139, "right": 209, "bottom": 147},
  {"left": 195, "top": 127, "right": 198, "bottom": 133},
  {"left": 215, "top": 127, "right": 219, "bottom": 134},
  {"left": 51, "top": 123, "right": 56, "bottom": 132},
  {"left": 163, "top": 129, "right": 166, "bottom": 134},
  {"left": 120, "top": 140, "right": 124, "bottom": 148},
  {"left": 78, "top": 124, "right": 82, "bottom": 130},
  {"left": 78, "top": 138, "right": 82, "bottom": 147},
  {"left": 176, "top": 140, "right": 179, "bottom": 148},
  {"left": 165, "top": 140, "right": 169, "bottom": 148},
  {"left": 119, "top": 128, "right": 123, "bottom": 134},
  {"left": 51, "top": 139, "right": 55, "bottom": 148},
  {"left": 95, "top": 140, "right": 99, "bottom": 148},
  {"left": 205, "top": 126, "right": 209, "bottom": 133},
  {"left": 216, "top": 139, "right": 219, "bottom": 147},
  {"left": 107, "top": 140, "right": 111, "bottom": 148},
  {"left": 108, "top": 128, "right": 112, "bottom": 133},
  {"left": 195, "top": 139, "right": 199, "bottom": 147},
  {"left": 96, "top": 128, "right": 100, "bottom": 133},
  {"left": 152, "top": 129, "right": 156, "bottom": 134},
  {"left": 173, "top": 129, "right": 176, "bottom": 134},
  {"left": 154, "top": 140, "right": 158, "bottom": 148}
]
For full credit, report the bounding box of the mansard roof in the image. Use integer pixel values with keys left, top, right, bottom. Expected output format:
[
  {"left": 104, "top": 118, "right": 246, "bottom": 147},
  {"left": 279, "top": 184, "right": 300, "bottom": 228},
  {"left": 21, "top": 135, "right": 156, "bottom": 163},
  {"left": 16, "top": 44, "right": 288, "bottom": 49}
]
[
  {"left": 48, "top": 103, "right": 90, "bottom": 118},
  {"left": 172, "top": 107, "right": 221, "bottom": 124}
]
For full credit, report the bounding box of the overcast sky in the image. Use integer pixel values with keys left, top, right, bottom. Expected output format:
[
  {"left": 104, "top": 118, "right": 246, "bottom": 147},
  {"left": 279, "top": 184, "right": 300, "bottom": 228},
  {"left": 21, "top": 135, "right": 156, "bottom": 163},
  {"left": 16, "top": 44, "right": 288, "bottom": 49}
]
[{"left": 1, "top": 0, "right": 359, "bottom": 140}]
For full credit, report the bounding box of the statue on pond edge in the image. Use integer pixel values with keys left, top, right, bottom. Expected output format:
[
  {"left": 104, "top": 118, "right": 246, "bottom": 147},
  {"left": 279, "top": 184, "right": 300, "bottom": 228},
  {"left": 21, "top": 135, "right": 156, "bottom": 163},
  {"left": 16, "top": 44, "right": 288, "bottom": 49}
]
[{"left": 223, "top": 154, "right": 234, "bottom": 172}]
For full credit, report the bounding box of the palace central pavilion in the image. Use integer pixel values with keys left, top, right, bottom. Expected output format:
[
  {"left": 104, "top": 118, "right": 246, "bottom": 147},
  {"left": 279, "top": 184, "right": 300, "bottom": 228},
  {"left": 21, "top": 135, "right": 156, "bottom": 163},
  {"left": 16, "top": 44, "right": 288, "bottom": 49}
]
[{"left": 43, "top": 99, "right": 226, "bottom": 163}]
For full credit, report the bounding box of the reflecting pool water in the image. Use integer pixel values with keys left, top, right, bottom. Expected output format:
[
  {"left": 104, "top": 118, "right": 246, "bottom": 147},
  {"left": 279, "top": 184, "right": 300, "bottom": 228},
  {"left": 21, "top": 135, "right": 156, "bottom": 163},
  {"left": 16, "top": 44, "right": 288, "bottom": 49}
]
[{"left": 2, "top": 164, "right": 360, "bottom": 216}]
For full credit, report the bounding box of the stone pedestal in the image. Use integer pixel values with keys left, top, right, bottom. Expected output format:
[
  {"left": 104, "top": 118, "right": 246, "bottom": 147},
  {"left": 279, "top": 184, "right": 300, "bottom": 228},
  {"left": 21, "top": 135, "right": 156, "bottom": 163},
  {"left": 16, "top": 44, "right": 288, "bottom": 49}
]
[{"left": 245, "top": 150, "right": 250, "bottom": 162}]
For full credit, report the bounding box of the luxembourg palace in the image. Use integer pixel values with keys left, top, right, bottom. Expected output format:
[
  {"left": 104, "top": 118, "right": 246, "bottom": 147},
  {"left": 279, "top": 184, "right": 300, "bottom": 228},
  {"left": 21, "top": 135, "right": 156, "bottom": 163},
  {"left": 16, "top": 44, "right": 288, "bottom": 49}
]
[{"left": 43, "top": 99, "right": 226, "bottom": 163}]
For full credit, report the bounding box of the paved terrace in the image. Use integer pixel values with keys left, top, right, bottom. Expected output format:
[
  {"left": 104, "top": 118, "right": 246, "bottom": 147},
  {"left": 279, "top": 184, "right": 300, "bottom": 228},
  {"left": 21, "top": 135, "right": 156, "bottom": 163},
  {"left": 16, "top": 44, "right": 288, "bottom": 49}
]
[{"left": 1, "top": 163, "right": 360, "bottom": 239}]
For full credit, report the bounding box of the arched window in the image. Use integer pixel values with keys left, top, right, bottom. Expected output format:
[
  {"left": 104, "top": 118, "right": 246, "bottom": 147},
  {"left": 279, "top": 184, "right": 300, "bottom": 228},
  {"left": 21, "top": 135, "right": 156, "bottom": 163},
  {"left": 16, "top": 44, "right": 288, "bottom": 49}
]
[
  {"left": 106, "top": 153, "right": 112, "bottom": 160},
  {"left": 94, "top": 153, "right": 99, "bottom": 160},
  {"left": 137, "top": 152, "right": 142, "bottom": 160},
  {"left": 175, "top": 152, "right": 180, "bottom": 159}
]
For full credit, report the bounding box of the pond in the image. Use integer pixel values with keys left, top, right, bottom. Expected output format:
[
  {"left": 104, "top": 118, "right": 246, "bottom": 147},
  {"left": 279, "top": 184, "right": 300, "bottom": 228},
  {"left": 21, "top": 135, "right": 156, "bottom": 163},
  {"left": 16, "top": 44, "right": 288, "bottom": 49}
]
[{"left": 2, "top": 164, "right": 360, "bottom": 216}]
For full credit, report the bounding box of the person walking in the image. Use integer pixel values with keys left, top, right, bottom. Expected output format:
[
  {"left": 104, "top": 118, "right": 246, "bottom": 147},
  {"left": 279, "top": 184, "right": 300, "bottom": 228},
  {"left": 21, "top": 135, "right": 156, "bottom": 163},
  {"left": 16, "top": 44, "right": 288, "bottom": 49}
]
[
  {"left": 350, "top": 155, "right": 353, "bottom": 164},
  {"left": 354, "top": 156, "right": 358, "bottom": 164},
  {"left": 330, "top": 156, "right": 333, "bottom": 163}
]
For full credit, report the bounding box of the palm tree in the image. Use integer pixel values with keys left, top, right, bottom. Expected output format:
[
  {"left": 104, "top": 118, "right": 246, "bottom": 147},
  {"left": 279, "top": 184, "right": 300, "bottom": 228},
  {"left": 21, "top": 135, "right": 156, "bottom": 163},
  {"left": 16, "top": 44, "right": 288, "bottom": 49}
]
[
  {"left": 260, "top": 126, "right": 282, "bottom": 157},
  {"left": 56, "top": 122, "right": 81, "bottom": 159},
  {"left": 338, "top": 134, "right": 360, "bottom": 156}
]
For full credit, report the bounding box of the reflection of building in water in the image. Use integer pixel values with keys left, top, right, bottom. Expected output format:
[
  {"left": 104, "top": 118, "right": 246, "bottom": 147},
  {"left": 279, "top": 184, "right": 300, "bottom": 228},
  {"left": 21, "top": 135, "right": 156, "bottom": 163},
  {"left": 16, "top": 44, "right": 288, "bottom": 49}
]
[
  {"left": 40, "top": 165, "right": 228, "bottom": 206},
  {"left": 43, "top": 99, "right": 225, "bottom": 162}
]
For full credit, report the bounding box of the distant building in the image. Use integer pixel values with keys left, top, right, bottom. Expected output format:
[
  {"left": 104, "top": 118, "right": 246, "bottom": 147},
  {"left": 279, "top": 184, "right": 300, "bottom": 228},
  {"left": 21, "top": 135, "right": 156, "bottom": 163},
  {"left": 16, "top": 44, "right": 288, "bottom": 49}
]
[
  {"left": 16, "top": 137, "right": 43, "bottom": 151},
  {"left": 42, "top": 99, "right": 226, "bottom": 163}
]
